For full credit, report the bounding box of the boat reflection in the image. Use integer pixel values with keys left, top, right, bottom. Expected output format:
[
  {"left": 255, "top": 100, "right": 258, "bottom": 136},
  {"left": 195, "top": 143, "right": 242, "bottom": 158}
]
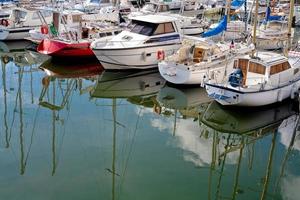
[
  {"left": 196, "top": 100, "right": 300, "bottom": 200},
  {"left": 38, "top": 59, "right": 102, "bottom": 175},
  {"left": 0, "top": 50, "right": 43, "bottom": 175},
  {"left": 91, "top": 70, "right": 166, "bottom": 99},
  {"left": 39, "top": 58, "right": 103, "bottom": 79},
  {"left": 157, "top": 85, "right": 211, "bottom": 118},
  {"left": 90, "top": 70, "right": 166, "bottom": 109},
  {"left": 0, "top": 41, "right": 49, "bottom": 67}
]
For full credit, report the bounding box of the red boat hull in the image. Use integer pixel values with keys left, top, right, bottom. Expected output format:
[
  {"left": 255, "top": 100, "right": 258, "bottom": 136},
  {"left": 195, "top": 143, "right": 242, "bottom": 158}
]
[{"left": 37, "top": 39, "right": 95, "bottom": 57}]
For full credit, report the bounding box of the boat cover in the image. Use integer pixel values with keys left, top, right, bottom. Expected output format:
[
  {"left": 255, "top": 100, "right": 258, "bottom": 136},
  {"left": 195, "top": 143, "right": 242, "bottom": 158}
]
[{"left": 203, "top": 15, "right": 227, "bottom": 37}]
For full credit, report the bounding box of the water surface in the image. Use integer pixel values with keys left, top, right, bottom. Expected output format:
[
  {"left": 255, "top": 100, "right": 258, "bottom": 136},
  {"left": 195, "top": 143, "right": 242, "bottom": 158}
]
[{"left": 0, "top": 42, "right": 300, "bottom": 200}]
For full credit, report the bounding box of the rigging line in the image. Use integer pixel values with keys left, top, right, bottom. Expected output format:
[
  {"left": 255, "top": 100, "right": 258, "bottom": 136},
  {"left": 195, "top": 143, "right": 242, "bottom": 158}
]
[
  {"left": 56, "top": 82, "right": 76, "bottom": 168},
  {"left": 8, "top": 80, "right": 21, "bottom": 144},
  {"left": 118, "top": 106, "right": 143, "bottom": 199},
  {"left": 215, "top": 134, "right": 231, "bottom": 200},
  {"left": 24, "top": 105, "right": 41, "bottom": 166},
  {"left": 8, "top": 65, "right": 25, "bottom": 146}
]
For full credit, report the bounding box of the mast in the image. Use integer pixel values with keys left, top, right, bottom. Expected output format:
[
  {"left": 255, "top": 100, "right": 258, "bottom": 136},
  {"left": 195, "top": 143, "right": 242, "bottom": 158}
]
[
  {"left": 112, "top": 98, "right": 117, "bottom": 200},
  {"left": 260, "top": 132, "right": 277, "bottom": 200},
  {"left": 251, "top": 0, "right": 259, "bottom": 57},
  {"left": 288, "top": 0, "right": 295, "bottom": 50},
  {"left": 2, "top": 60, "right": 9, "bottom": 148},
  {"left": 244, "top": 0, "right": 247, "bottom": 32},
  {"left": 226, "top": 0, "right": 232, "bottom": 23},
  {"left": 18, "top": 67, "right": 25, "bottom": 175},
  {"left": 52, "top": 81, "right": 57, "bottom": 176},
  {"left": 231, "top": 139, "right": 244, "bottom": 200}
]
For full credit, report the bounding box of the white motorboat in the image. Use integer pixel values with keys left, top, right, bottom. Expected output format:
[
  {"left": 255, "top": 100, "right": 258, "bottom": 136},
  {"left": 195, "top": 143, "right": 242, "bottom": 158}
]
[
  {"left": 205, "top": 51, "right": 300, "bottom": 106},
  {"left": 0, "top": 7, "right": 52, "bottom": 40},
  {"left": 90, "top": 14, "right": 182, "bottom": 70},
  {"left": 158, "top": 37, "right": 254, "bottom": 85},
  {"left": 128, "top": 0, "right": 209, "bottom": 36}
]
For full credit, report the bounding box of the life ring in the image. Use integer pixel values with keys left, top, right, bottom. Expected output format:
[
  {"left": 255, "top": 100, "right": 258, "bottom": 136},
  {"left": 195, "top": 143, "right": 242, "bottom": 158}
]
[
  {"left": 41, "top": 25, "right": 49, "bottom": 34},
  {"left": 157, "top": 50, "right": 165, "bottom": 61},
  {"left": 1, "top": 19, "right": 9, "bottom": 27}
]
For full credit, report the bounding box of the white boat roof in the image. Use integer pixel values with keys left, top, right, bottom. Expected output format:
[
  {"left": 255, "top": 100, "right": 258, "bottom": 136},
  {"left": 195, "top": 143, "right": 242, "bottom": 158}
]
[
  {"left": 130, "top": 14, "right": 177, "bottom": 23},
  {"left": 240, "top": 51, "right": 288, "bottom": 67}
]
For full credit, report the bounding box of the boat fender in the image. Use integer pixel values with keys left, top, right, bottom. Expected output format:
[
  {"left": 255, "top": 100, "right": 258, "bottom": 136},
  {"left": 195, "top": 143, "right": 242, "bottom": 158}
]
[
  {"left": 157, "top": 50, "right": 165, "bottom": 61},
  {"left": 1, "top": 19, "right": 9, "bottom": 27},
  {"left": 41, "top": 25, "right": 49, "bottom": 35}
]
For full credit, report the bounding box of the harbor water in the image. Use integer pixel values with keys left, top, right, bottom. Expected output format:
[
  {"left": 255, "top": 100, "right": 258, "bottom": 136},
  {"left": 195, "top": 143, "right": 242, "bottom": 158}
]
[{"left": 0, "top": 42, "right": 300, "bottom": 200}]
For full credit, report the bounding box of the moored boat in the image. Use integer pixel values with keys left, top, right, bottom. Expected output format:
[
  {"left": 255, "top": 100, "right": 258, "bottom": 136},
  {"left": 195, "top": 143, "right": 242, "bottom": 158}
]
[
  {"left": 205, "top": 51, "right": 300, "bottom": 106},
  {"left": 158, "top": 36, "right": 254, "bottom": 85},
  {"left": 0, "top": 7, "right": 52, "bottom": 40},
  {"left": 36, "top": 10, "right": 122, "bottom": 58},
  {"left": 91, "top": 14, "right": 182, "bottom": 70}
]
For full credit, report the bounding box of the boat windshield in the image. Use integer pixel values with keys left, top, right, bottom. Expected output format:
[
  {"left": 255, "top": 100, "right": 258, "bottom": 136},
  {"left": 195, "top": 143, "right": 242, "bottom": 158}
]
[
  {"left": 130, "top": 20, "right": 157, "bottom": 36},
  {"left": 142, "top": 3, "right": 157, "bottom": 12}
]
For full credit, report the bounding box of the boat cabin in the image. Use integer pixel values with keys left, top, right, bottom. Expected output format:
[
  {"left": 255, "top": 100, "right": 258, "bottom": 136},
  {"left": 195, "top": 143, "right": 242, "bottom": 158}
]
[
  {"left": 232, "top": 52, "right": 294, "bottom": 88},
  {"left": 141, "top": 2, "right": 172, "bottom": 13},
  {"left": 129, "top": 15, "right": 179, "bottom": 37},
  {"left": 8, "top": 8, "right": 52, "bottom": 27},
  {"left": 174, "top": 39, "right": 227, "bottom": 64}
]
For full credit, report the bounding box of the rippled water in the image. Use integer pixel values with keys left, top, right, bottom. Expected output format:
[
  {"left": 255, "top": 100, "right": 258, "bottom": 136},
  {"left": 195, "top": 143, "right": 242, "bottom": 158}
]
[{"left": 1, "top": 41, "right": 300, "bottom": 200}]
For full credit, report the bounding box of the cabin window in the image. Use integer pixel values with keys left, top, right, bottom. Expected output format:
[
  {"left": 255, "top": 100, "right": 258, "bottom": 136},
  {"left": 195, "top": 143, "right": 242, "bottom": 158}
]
[
  {"left": 142, "top": 4, "right": 157, "bottom": 12},
  {"left": 130, "top": 20, "right": 156, "bottom": 36},
  {"left": 270, "top": 61, "right": 291, "bottom": 75},
  {"left": 72, "top": 15, "right": 81, "bottom": 23},
  {"left": 32, "top": 12, "right": 39, "bottom": 20},
  {"left": 153, "top": 22, "right": 175, "bottom": 35},
  {"left": 193, "top": 47, "right": 204, "bottom": 63},
  {"left": 14, "top": 10, "right": 27, "bottom": 21},
  {"left": 41, "top": 10, "right": 52, "bottom": 18},
  {"left": 249, "top": 62, "right": 266, "bottom": 75},
  {"left": 159, "top": 5, "right": 169, "bottom": 12},
  {"left": 154, "top": 24, "right": 165, "bottom": 34}
]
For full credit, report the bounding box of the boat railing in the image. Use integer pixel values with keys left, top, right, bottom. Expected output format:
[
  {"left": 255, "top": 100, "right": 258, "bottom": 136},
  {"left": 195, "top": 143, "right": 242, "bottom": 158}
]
[
  {"left": 224, "top": 76, "right": 267, "bottom": 91},
  {"left": 93, "top": 38, "right": 146, "bottom": 48}
]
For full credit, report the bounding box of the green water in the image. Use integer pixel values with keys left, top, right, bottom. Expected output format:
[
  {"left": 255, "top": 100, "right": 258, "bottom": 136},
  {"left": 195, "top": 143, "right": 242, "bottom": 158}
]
[{"left": 0, "top": 43, "right": 300, "bottom": 200}]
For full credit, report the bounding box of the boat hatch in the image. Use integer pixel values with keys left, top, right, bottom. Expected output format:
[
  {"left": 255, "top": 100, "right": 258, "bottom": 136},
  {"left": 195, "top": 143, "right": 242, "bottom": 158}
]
[{"left": 193, "top": 46, "right": 209, "bottom": 63}]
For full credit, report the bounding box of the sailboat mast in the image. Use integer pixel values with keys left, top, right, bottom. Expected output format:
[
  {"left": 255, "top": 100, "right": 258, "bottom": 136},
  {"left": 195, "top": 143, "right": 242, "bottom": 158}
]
[
  {"left": 112, "top": 98, "right": 117, "bottom": 200},
  {"left": 288, "top": 0, "right": 295, "bottom": 49},
  {"left": 226, "top": 0, "right": 232, "bottom": 23},
  {"left": 251, "top": 0, "right": 259, "bottom": 57},
  {"left": 244, "top": 0, "right": 247, "bottom": 32}
]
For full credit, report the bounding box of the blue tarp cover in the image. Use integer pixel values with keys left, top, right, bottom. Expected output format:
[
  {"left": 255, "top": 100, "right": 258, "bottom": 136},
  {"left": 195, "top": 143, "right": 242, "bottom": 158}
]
[
  {"left": 231, "top": 0, "right": 245, "bottom": 9},
  {"left": 265, "top": 7, "right": 283, "bottom": 21},
  {"left": 203, "top": 15, "right": 227, "bottom": 38}
]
